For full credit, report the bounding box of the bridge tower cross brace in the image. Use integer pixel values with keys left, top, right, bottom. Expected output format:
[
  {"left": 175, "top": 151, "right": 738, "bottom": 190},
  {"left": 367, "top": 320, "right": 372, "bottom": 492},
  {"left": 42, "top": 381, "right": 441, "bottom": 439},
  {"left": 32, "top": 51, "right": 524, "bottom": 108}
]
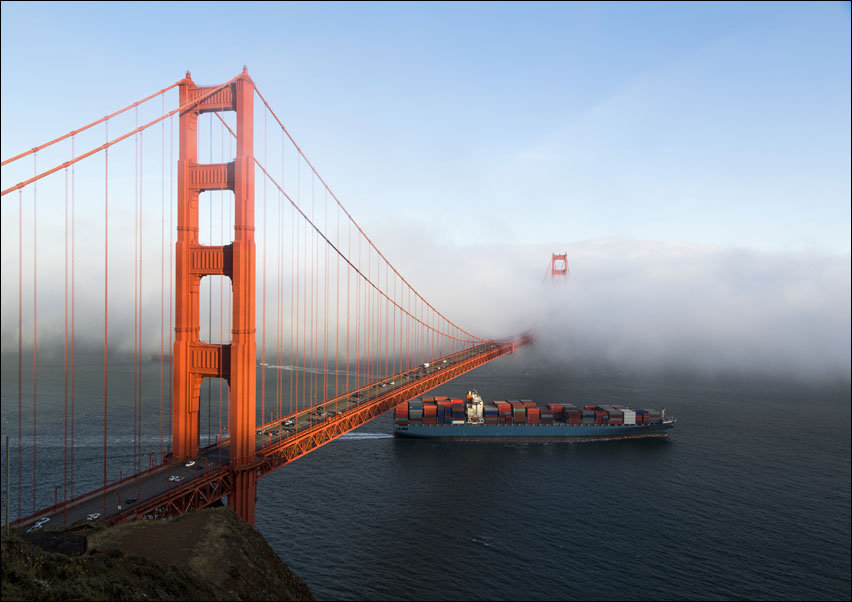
[{"left": 173, "top": 69, "right": 258, "bottom": 524}]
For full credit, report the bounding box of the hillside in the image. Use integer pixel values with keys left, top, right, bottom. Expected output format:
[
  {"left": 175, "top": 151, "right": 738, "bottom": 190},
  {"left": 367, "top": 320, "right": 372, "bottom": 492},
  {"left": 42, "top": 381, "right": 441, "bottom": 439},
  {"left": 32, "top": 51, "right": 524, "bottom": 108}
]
[{"left": 1, "top": 506, "right": 315, "bottom": 601}]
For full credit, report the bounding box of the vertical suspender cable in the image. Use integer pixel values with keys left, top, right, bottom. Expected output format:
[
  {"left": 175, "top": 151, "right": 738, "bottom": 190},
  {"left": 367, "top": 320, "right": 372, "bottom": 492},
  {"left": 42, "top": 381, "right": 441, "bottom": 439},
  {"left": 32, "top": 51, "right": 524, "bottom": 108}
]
[
  {"left": 17, "top": 189, "right": 23, "bottom": 521},
  {"left": 385, "top": 263, "right": 389, "bottom": 379},
  {"left": 280, "top": 128, "right": 285, "bottom": 418},
  {"left": 302, "top": 166, "right": 308, "bottom": 408},
  {"left": 309, "top": 177, "right": 314, "bottom": 408},
  {"left": 356, "top": 239, "right": 360, "bottom": 391},
  {"left": 160, "top": 94, "right": 165, "bottom": 460},
  {"left": 70, "top": 136, "right": 76, "bottom": 498},
  {"left": 365, "top": 245, "right": 369, "bottom": 387},
  {"left": 64, "top": 162, "right": 69, "bottom": 516},
  {"left": 346, "top": 220, "right": 351, "bottom": 394},
  {"left": 133, "top": 112, "right": 138, "bottom": 472},
  {"left": 275, "top": 153, "right": 281, "bottom": 419},
  {"left": 103, "top": 121, "right": 109, "bottom": 514},
  {"left": 133, "top": 110, "right": 139, "bottom": 472},
  {"left": 279, "top": 166, "right": 284, "bottom": 417},
  {"left": 324, "top": 190, "right": 328, "bottom": 408},
  {"left": 168, "top": 115, "right": 174, "bottom": 455},
  {"left": 290, "top": 163, "right": 295, "bottom": 416},
  {"left": 278, "top": 123, "right": 285, "bottom": 419},
  {"left": 262, "top": 110, "right": 267, "bottom": 423},
  {"left": 334, "top": 199, "right": 340, "bottom": 397},
  {"left": 32, "top": 153, "right": 38, "bottom": 515},
  {"left": 294, "top": 158, "right": 300, "bottom": 411},
  {"left": 138, "top": 125, "right": 144, "bottom": 472}
]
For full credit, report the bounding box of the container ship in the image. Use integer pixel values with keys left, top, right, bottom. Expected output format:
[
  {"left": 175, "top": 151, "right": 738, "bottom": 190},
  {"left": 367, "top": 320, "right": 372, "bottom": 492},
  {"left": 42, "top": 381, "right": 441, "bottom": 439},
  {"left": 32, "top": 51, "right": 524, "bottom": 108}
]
[{"left": 393, "top": 391, "right": 675, "bottom": 441}]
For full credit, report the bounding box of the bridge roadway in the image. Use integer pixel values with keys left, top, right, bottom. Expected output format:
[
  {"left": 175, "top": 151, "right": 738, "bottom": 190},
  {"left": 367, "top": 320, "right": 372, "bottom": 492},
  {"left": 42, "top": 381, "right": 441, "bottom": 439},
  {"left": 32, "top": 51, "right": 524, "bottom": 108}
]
[{"left": 14, "top": 338, "right": 530, "bottom": 532}]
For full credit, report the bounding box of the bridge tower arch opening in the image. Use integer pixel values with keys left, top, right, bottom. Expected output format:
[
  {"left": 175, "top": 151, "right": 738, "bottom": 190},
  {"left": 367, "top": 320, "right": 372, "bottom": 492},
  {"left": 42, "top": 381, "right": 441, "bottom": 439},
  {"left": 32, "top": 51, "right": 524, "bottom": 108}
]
[
  {"left": 174, "top": 69, "right": 258, "bottom": 523},
  {"left": 548, "top": 252, "right": 569, "bottom": 283}
]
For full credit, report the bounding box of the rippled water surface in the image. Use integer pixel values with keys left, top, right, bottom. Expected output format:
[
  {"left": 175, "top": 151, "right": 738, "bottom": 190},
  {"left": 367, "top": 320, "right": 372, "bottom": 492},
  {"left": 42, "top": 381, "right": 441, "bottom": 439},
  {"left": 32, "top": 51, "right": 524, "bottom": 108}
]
[
  {"left": 2, "top": 349, "right": 849, "bottom": 600},
  {"left": 255, "top": 349, "right": 851, "bottom": 601}
]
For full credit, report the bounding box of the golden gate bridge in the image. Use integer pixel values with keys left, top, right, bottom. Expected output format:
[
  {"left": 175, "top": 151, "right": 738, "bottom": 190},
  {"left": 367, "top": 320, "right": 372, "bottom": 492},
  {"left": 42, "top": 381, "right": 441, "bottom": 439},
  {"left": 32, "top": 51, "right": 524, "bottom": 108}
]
[{"left": 0, "top": 69, "right": 531, "bottom": 529}]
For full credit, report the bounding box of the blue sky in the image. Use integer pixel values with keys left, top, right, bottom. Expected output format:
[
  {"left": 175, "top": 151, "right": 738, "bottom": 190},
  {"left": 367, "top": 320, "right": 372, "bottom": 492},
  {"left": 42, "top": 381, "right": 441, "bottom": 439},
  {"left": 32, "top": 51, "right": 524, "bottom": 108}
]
[
  {"left": 2, "top": 1, "right": 849, "bottom": 253},
  {"left": 1, "top": 2, "right": 850, "bottom": 379}
]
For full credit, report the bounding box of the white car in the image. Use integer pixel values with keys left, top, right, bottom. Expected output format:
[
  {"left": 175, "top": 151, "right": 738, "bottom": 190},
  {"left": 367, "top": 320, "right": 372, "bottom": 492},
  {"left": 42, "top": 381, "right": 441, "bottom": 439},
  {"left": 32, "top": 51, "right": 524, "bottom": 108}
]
[
  {"left": 86, "top": 513, "right": 101, "bottom": 521},
  {"left": 283, "top": 420, "right": 294, "bottom": 427},
  {"left": 168, "top": 475, "right": 181, "bottom": 482},
  {"left": 184, "top": 460, "right": 195, "bottom": 467},
  {"left": 35, "top": 517, "right": 50, "bottom": 526}
]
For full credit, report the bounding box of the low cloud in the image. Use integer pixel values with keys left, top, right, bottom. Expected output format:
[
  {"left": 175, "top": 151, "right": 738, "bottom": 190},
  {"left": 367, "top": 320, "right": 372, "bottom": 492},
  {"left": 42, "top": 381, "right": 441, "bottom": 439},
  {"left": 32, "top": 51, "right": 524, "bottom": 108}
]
[{"left": 368, "top": 228, "right": 851, "bottom": 382}]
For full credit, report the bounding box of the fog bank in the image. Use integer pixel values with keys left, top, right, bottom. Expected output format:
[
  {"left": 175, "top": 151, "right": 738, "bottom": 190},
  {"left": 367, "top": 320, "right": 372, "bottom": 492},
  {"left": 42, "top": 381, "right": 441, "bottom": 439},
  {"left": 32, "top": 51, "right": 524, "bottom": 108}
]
[{"left": 371, "top": 231, "right": 850, "bottom": 382}]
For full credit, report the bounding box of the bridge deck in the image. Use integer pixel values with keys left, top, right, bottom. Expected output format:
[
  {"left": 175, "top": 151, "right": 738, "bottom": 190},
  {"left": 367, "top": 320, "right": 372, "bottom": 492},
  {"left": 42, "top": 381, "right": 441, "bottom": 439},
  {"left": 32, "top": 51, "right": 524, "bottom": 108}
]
[{"left": 13, "top": 337, "right": 531, "bottom": 531}]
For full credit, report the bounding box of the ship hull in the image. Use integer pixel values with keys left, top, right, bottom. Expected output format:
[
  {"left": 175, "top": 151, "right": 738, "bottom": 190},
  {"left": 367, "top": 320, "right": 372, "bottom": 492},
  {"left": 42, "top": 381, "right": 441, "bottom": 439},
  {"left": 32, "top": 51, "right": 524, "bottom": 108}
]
[{"left": 393, "top": 422, "right": 674, "bottom": 441}]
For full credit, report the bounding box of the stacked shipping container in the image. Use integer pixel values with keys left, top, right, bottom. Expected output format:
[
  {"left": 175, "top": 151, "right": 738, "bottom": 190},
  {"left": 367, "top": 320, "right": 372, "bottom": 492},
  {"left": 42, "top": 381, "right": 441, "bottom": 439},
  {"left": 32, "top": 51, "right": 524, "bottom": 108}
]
[{"left": 400, "top": 399, "right": 665, "bottom": 428}]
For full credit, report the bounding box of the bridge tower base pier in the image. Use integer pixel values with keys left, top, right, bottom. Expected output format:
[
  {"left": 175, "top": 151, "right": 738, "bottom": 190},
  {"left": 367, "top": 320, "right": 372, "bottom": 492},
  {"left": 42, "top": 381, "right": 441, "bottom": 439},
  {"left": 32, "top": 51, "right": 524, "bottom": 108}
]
[{"left": 230, "top": 467, "right": 257, "bottom": 526}]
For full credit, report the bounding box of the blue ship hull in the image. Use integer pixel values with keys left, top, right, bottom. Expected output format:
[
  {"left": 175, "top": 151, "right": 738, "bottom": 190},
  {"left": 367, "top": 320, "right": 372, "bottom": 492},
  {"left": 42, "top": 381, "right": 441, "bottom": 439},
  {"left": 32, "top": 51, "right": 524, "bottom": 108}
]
[{"left": 393, "top": 421, "right": 674, "bottom": 441}]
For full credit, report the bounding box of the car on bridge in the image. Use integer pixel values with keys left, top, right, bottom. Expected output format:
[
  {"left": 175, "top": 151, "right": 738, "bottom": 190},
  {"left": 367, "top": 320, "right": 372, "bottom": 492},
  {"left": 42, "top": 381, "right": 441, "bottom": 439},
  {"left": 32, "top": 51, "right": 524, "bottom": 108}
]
[
  {"left": 184, "top": 460, "right": 195, "bottom": 468},
  {"left": 168, "top": 475, "right": 182, "bottom": 482},
  {"left": 283, "top": 420, "right": 294, "bottom": 427},
  {"left": 87, "top": 513, "right": 101, "bottom": 521}
]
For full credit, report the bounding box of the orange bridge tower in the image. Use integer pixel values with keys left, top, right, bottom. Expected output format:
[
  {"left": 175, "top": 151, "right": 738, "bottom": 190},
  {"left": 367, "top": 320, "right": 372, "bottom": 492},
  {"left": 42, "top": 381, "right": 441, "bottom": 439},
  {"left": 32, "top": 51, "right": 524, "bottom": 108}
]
[
  {"left": 173, "top": 69, "right": 258, "bottom": 524},
  {"left": 550, "top": 253, "right": 569, "bottom": 282}
]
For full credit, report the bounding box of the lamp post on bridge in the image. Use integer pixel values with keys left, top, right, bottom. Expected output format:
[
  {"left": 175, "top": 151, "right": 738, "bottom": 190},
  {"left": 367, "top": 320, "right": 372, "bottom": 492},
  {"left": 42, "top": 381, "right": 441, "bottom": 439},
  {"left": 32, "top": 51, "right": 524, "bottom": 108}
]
[{"left": 53, "top": 484, "right": 62, "bottom": 508}]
